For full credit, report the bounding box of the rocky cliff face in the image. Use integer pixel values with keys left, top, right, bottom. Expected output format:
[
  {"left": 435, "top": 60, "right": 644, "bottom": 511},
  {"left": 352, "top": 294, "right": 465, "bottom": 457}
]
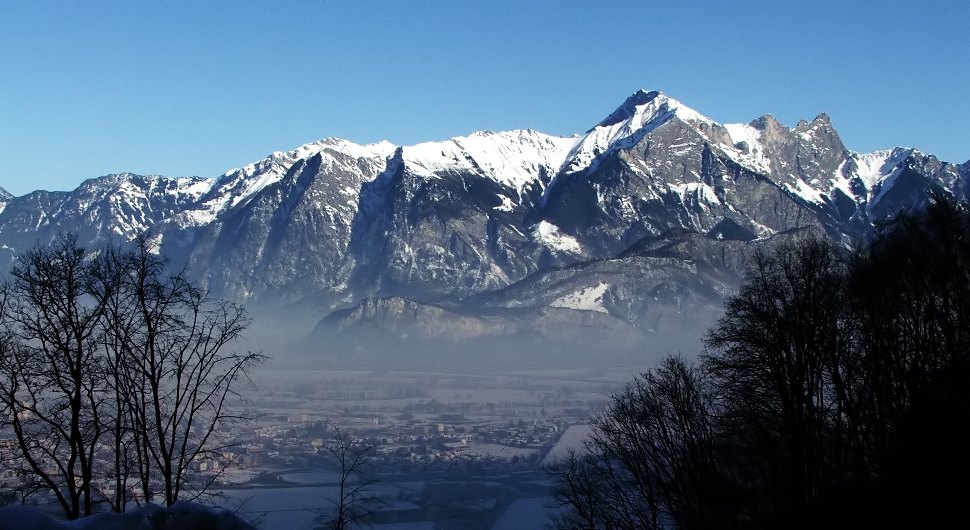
[
  {"left": 156, "top": 138, "right": 395, "bottom": 304},
  {"left": 0, "top": 91, "right": 965, "bottom": 362},
  {"left": 345, "top": 130, "right": 576, "bottom": 302},
  {"left": 0, "top": 174, "right": 209, "bottom": 272}
]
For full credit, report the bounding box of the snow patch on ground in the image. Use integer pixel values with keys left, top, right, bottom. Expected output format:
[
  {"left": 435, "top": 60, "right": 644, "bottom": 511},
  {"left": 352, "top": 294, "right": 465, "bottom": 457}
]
[
  {"left": 670, "top": 182, "right": 720, "bottom": 208},
  {"left": 493, "top": 194, "right": 516, "bottom": 212},
  {"left": 0, "top": 501, "right": 256, "bottom": 530},
  {"left": 785, "top": 176, "right": 827, "bottom": 204},
  {"left": 550, "top": 283, "right": 610, "bottom": 313},
  {"left": 722, "top": 123, "right": 772, "bottom": 174},
  {"left": 531, "top": 221, "right": 582, "bottom": 254}
]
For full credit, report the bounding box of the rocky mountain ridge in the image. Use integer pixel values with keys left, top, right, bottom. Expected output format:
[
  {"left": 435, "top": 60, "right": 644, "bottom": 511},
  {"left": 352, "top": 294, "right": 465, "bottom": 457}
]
[{"left": 1, "top": 91, "right": 965, "bottom": 363}]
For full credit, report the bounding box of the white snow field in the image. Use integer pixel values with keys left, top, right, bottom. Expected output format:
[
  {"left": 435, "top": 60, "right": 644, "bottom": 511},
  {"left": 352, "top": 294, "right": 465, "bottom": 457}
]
[{"left": 0, "top": 501, "right": 256, "bottom": 530}]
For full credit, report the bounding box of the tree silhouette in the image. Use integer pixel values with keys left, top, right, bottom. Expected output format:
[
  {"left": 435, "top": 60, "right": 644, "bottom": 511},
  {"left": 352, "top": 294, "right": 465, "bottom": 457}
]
[
  {"left": 0, "top": 235, "right": 263, "bottom": 518},
  {"left": 95, "top": 238, "right": 264, "bottom": 507},
  {"left": 317, "top": 422, "right": 378, "bottom": 530},
  {"left": 551, "top": 195, "right": 970, "bottom": 529},
  {"left": 550, "top": 357, "right": 724, "bottom": 530},
  {"left": 704, "top": 238, "right": 856, "bottom": 521},
  {"left": 0, "top": 235, "right": 108, "bottom": 518}
]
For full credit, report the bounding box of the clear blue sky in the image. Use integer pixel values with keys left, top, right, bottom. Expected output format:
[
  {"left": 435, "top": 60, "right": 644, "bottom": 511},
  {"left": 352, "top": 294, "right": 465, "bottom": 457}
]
[{"left": 1, "top": 0, "right": 967, "bottom": 196}]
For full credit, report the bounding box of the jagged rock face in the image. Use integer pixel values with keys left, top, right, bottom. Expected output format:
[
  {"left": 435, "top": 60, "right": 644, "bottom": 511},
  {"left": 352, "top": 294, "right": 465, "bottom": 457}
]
[
  {"left": 0, "top": 91, "right": 966, "bottom": 359},
  {"left": 0, "top": 174, "right": 208, "bottom": 271},
  {"left": 346, "top": 131, "right": 575, "bottom": 301},
  {"left": 858, "top": 150, "right": 961, "bottom": 221},
  {"left": 158, "top": 143, "right": 392, "bottom": 303},
  {"left": 540, "top": 92, "right": 966, "bottom": 264},
  {"left": 541, "top": 95, "right": 834, "bottom": 259},
  {"left": 347, "top": 156, "right": 539, "bottom": 300},
  {"left": 758, "top": 113, "right": 849, "bottom": 187},
  {"left": 961, "top": 161, "right": 970, "bottom": 196}
]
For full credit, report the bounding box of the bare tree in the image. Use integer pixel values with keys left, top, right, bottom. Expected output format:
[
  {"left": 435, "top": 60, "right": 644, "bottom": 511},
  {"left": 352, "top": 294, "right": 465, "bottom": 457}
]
[
  {"left": 548, "top": 450, "right": 609, "bottom": 530},
  {"left": 0, "top": 235, "right": 264, "bottom": 518},
  {"left": 550, "top": 357, "right": 722, "bottom": 530},
  {"left": 704, "top": 238, "right": 855, "bottom": 517},
  {"left": 95, "top": 238, "right": 264, "bottom": 507},
  {"left": 0, "top": 235, "right": 108, "bottom": 518},
  {"left": 844, "top": 195, "right": 970, "bottom": 527},
  {"left": 551, "top": 199, "right": 970, "bottom": 529},
  {"left": 317, "top": 422, "right": 377, "bottom": 530}
]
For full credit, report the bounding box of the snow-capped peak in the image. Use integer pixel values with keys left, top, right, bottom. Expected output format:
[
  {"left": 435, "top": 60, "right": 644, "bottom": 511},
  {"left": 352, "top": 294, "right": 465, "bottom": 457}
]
[
  {"left": 560, "top": 90, "right": 714, "bottom": 175},
  {"left": 170, "top": 138, "right": 396, "bottom": 229},
  {"left": 401, "top": 129, "right": 577, "bottom": 194},
  {"left": 849, "top": 148, "right": 913, "bottom": 190},
  {"left": 310, "top": 137, "right": 397, "bottom": 162},
  {"left": 220, "top": 138, "right": 395, "bottom": 188},
  {"left": 595, "top": 89, "right": 664, "bottom": 128},
  {"left": 0, "top": 186, "right": 12, "bottom": 215}
]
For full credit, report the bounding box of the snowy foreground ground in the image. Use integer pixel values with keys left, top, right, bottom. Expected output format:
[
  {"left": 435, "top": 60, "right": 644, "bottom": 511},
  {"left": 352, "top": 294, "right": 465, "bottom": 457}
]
[{"left": 0, "top": 501, "right": 256, "bottom": 530}]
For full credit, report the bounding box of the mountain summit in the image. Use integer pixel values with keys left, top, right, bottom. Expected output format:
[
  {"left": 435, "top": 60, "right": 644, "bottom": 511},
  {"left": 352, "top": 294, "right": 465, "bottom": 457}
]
[
  {"left": 0, "top": 91, "right": 965, "bottom": 366},
  {"left": 596, "top": 89, "right": 663, "bottom": 128}
]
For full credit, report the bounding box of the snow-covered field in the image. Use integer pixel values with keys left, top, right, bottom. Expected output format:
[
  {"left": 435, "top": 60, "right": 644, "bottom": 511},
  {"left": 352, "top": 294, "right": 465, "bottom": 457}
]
[
  {"left": 219, "top": 486, "right": 337, "bottom": 529},
  {"left": 463, "top": 442, "right": 540, "bottom": 461},
  {"left": 492, "top": 497, "right": 557, "bottom": 530},
  {"left": 0, "top": 501, "right": 256, "bottom": 530},
  {"left": 540, "top": 424, "right": 593, "bottom": 466}
]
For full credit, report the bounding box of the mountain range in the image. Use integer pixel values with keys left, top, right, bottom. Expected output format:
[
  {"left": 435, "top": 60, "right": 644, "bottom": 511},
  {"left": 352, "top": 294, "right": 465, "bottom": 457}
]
[{"left": 1, "top": 90, "right": 966, "bottom": 366}]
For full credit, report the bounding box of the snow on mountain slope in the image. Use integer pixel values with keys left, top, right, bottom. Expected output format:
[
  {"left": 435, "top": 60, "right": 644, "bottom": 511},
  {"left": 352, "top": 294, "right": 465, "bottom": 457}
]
[
  {"left": 851, "top": 149, "right": 907, "bottom": 190},
  {"left": 167, "top": 138, "right": 395, "bottom": 230},
  {"left": 559, "top": 90, "right": 715, "bottom": 176},
  {"left": 669, "top": 182, "right": 721, "bottom": 208},
  {"left": 784, "top": 176, "right": 829, "bottom": 205},
  {"left": 723, "top": 122, "right": 772, "bottom": 174},
  {"left": 0, "top": 186, "right": 11, "bottom": 215},
  {"left": 0, "top": 173, "right": 210, "bottom": 249},
  {"left": 403, "top": 129, "right": 576, "bottom": 195},
  {"left": 220, "top": 138, "right": 394, "bottom": 201},
  {"left": 2, "top": 88, "right": 966, "bottom": 354},
  {"left": 550, "top": 282, "right": 610, "bottom": 313},
  {"left": 166, "top": 127, "right": 578, "bottom": 242},
  {"left": 91, "top": 175, "right": 208, "bottom": 238},
  {"left": 532, "top": 220, "right": 583, "bottom": 255}
]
